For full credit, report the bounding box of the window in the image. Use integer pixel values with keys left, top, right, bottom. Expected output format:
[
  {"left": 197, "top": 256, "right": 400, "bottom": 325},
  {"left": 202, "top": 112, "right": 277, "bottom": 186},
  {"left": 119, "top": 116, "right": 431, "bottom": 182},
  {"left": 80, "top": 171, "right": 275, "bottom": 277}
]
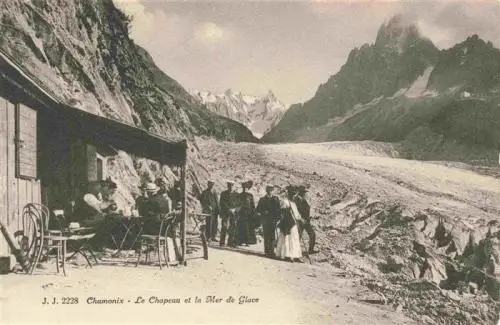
[
  {"left": 15, "top": 104, "right": 37, "bottom": 179},
  {"left": 96, "top": 153, "right": 106, "bottom": 180}
]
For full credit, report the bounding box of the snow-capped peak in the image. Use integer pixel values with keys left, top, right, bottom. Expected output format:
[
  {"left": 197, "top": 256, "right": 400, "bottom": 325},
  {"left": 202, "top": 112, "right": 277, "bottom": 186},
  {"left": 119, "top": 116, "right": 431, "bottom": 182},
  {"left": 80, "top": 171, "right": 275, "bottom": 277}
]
[{"left": 190, "top": 89, "right": 288, "bottom": 138}]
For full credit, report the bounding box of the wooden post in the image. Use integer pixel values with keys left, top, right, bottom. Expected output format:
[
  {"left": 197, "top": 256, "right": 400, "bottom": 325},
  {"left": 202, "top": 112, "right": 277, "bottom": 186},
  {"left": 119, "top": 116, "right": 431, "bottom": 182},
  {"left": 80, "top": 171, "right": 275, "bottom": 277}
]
[{"left": 180, "top": 140, "right": 188, "bottom": 265}]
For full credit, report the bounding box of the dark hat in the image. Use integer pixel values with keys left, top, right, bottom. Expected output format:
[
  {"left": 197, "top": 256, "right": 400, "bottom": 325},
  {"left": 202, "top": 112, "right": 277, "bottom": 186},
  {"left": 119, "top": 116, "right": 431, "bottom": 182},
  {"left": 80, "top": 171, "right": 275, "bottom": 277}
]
[
  {"left": 265, "top": 185, "right": 275, "bottom": 190},
  {"left": 101, "top": 178, "right": 117, "bottom": 189},
  {"left": 297, "top": 185, "right": 308, "bottom": 193}
]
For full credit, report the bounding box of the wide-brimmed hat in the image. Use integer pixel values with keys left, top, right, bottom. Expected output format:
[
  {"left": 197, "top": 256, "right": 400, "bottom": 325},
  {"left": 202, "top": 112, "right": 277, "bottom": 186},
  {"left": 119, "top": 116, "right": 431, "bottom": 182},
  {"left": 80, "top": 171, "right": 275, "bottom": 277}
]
[
  {"left": 145, "top": 182, "right": 159, "bottom": 193},
  {"left": 265, "top": 185, "right": 275, "bottom": 190},
  {"left": 226, "top": 179, "right": 235, "bottom": 185},
  {"left": 207, "top": 179, "right": 215, "bottom": 184}
]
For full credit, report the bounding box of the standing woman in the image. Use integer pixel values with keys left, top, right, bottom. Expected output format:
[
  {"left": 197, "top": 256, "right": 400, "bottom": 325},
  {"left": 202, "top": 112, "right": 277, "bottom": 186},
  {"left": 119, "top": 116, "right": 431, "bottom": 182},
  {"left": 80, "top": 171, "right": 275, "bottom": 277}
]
[
  {"left": 275, "top": 186, "right": 303, "bottom": 263},
  {"left": 237, "top": 181, "right": 255, "bottom": 246}
]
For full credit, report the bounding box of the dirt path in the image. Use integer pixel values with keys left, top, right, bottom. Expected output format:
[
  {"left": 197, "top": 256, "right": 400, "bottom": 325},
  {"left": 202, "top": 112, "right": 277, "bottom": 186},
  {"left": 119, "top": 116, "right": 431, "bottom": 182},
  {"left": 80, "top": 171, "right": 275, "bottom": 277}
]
[
  {"left": 194, "top": 138, "right": 500, "bottom": 325},
  {"left": 0, "top": 245, "right": 417, "bottom": 325}
]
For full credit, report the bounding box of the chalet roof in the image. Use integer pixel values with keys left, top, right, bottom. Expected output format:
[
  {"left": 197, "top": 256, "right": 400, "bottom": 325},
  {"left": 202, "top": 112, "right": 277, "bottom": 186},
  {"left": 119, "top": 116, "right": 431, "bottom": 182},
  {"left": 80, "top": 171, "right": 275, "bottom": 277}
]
[{"left": 0, "top": 50, "right": 187, "bottom": 165}]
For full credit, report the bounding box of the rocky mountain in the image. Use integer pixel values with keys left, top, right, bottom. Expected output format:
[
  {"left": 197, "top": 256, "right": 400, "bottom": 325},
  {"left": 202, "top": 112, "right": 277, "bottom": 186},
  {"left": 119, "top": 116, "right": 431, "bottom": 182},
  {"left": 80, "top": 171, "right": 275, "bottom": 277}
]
[
  {"left": 0, "top": 0, "right": 256, "bottom": 209},
  {"left": 263, "top": 15, "right": 500, "bottom": 165},
  {"left": 0, "top": 0, "right": 256, "bottom": 143},
  {"left": 191, "top": 89, "right": 287, "bottom": 138}
]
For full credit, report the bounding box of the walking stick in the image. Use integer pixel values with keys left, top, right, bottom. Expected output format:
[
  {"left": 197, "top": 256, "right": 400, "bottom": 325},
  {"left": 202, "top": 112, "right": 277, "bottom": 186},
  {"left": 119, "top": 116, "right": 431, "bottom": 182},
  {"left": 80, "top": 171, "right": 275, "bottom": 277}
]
[
  {"left": 301, "top": 236, "right": 312, "bottom": 264},
  {"left": 299, "top": 222, "right": 312, "bottom": 265}
]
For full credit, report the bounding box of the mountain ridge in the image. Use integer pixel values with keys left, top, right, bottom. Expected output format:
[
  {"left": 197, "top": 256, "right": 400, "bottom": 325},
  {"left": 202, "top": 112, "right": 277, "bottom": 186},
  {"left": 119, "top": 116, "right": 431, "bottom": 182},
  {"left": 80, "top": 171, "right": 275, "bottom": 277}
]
[
  {"left": 263, "top": 16, "right": 500, "bottom": 165},
  {"left": 191, "top": 88, "right": 287, "bottom": 138}
]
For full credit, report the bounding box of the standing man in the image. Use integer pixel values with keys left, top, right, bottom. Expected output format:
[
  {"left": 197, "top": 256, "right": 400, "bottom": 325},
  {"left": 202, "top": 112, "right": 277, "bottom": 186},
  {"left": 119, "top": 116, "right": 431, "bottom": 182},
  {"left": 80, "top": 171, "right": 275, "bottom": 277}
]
[
  {"left": 257, "top": 185, "right": 281, "bottom": 258},
  {"left": 200, "top": 180, "right": 219, "bottom": 242},
  {"left": 219, "top": 180, "right": 238, "bottom": 247},
  {"left": 294, "top": 185, "right": 318, "bottom": 254},
  {"left": 168, "top": 180, "right": 183, "bottom": 211}
]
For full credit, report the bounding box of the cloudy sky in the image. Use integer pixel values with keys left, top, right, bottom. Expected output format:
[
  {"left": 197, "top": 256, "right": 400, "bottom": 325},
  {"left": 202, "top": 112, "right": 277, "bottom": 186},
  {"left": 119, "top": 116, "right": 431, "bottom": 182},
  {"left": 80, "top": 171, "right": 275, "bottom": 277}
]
[{"left": 115, "top": 0, "right": 500, "bottom": 105}]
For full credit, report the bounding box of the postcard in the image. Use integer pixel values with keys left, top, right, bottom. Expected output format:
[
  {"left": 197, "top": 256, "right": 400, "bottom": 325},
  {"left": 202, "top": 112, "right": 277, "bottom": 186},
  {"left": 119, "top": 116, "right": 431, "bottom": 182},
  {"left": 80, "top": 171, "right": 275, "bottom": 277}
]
[{"left": 1, "top": 0, "right": 500, "bottom": 324}]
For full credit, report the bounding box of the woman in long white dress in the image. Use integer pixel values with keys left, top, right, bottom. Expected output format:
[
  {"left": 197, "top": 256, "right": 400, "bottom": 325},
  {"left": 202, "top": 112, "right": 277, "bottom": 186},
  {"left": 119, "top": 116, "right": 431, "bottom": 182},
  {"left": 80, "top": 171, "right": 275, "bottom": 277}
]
[{"left": 275, "top": 186, "right": 303, "bottom": 262}]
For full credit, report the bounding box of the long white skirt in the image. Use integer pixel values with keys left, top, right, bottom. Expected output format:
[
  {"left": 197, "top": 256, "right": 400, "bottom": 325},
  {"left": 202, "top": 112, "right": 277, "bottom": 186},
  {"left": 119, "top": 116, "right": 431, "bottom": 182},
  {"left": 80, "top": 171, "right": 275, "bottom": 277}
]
[{"left": 275, "top": 225, "right": 302, "bottom": 259}]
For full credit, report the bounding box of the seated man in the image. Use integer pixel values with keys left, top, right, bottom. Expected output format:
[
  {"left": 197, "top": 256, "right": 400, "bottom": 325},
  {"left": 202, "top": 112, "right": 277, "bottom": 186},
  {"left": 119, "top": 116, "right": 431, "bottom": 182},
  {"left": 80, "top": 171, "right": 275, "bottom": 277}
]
[
  {"left": 135, "top": 182, "right": 151, "bottom": 218},
  {"left": 141, "top": 182, "right": 173, "bottom": 234}
]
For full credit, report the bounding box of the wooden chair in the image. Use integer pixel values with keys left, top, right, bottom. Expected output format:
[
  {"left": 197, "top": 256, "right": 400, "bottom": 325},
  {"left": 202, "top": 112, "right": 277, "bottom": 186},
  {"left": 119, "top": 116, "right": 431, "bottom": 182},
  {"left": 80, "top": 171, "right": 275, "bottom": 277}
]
[
  {"left": 19, "top": 203, "right": 69, "bottom": 275},
  {"left": 19, "top": 203, "right": 97, "bottom": 276},
  {"left": 135, "top": 212, "right": 177, "bottom": 269}
]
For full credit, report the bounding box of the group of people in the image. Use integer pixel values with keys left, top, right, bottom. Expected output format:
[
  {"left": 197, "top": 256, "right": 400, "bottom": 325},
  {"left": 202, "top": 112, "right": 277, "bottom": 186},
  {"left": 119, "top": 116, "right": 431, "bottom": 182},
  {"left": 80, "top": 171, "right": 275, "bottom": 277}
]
[
  {"left": 71, "top": 177, "right": 183, "bottom": 248},
  {"left": 69, "top": 175, "right": 318, "bottom": 262},
  {"left": 200, "top": 179, "right": 318, "bottom": 262}
]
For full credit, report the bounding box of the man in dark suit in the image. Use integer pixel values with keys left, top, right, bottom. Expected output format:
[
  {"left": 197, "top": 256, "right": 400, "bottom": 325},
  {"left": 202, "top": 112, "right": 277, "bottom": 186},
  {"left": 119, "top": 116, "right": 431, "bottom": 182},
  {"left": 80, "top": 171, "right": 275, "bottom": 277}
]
[
  {"left": 257, "top": 185, "right": 281, "bottom": 257},
  {"left": 200, "top": 180, "right": 219, "bottom": 241},
  {"left": 219, "top": 180, "right": 238, "bottom": 247},
  {"left": 294, "top": 185, "right": 318, "bottom": 254}
]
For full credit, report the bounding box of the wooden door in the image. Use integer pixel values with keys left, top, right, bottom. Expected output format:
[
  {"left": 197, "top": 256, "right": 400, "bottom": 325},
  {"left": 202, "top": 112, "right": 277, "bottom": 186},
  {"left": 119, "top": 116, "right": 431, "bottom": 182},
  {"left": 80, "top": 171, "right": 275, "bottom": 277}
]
[{"left": 0, "top": 97, "right": 41, "bottom": 256}]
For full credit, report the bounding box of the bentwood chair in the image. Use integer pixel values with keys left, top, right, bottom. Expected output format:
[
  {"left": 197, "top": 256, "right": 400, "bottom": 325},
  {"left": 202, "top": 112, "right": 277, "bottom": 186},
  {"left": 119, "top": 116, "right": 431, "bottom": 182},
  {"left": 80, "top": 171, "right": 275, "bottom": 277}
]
[
  {"left": 19, "top": 203, "right": 69, "bottom": 275},
  {"left": 135, "top": 211, "right": 178, "bottom": 269},
  {"left": 19, "top": 203, "right": 96, "bottom": 276}
]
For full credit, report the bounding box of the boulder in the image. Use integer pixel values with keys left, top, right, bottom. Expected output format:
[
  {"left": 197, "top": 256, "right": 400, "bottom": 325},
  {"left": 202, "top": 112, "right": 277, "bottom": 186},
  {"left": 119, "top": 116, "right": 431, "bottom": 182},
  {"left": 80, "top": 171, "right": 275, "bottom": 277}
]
[{"left": 385, "top": 255, "right": 405, "bottom": 273}]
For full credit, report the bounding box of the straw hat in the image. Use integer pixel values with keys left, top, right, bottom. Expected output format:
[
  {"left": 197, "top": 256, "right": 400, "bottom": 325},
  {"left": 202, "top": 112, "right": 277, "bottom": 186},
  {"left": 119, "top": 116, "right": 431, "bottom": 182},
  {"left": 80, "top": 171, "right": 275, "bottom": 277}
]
[{"left": 144, "top": 182, "right": 159, "bottom": 193}]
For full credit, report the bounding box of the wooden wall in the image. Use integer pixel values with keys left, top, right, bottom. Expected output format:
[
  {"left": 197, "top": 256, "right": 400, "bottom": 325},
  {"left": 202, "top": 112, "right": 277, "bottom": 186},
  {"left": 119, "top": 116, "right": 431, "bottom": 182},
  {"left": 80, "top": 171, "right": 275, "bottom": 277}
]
[{"left": 0, "top": 96, "right": 41, "bottom": 256}]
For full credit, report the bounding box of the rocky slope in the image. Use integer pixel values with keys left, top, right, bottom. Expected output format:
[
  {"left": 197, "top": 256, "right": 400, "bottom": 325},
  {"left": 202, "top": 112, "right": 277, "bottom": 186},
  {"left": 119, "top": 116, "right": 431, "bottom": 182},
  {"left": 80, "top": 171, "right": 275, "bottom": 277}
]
[
  {"left": 0, "top": 0, "right": 256, "bottom": 208},
  {"left": 191, "top": 89, "right": 287, "bottom": 138},
  {"left": 263, "top": 15, "right": 500, "bottom": 165},
  {"left": 198, "top": 139, "right": 500, "bottom": 325}
]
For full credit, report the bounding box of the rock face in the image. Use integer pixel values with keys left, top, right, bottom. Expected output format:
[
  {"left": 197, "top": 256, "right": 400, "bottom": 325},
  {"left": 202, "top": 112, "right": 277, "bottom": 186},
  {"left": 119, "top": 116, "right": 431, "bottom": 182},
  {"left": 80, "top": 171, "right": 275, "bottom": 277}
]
[
  {"left": 264, "top": 15, "right": 500, "bottom": 165},
  {"left": 0, "top": 0, "right": 256, "bottom": 207},
  {"left": 0, "top": 0, "right": 256, "bottom": 142},
  {"left": 191, "top": 89, "right": 287, "bottom": 138}
]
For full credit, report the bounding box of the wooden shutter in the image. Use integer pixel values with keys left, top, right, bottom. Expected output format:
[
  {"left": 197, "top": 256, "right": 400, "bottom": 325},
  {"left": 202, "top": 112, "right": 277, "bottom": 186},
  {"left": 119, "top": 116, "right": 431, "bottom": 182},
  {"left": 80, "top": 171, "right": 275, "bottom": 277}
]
[
  {"left": 15, "top": 104, "right": 37, "bottom": 179},
  {"left": 86, "top": 144, "right": 98, "bottom": 181}
]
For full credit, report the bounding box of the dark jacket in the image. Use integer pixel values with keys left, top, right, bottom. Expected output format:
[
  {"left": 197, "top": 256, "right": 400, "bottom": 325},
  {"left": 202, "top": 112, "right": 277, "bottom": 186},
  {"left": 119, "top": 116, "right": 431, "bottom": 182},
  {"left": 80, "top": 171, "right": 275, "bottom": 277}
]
[
  {"left": 294, "top": 195, "right": 310, "bottom": 221},
  {"left": 279, "top": 206, "right": 296, "bottom": 235},
  {"left": 219, "top": 189, "right": 237, "bottom": 218},
  {"left": 200, "top": 188, "right": 219, "bottom": 216},
  {"left": 257, "top": 195, "right": 281, "bottom": 225},
  {"left": 135, "top": 195, "right": 150, "bottom": 218},
  {"left": 238, "top": 192, "right": 255, "bottom": 216},
  {"left": 168, "top": 187, "right": 183, "bottom": 210},
  {"left": 73, "top": 194, "right": 101, "bottom": 223}
]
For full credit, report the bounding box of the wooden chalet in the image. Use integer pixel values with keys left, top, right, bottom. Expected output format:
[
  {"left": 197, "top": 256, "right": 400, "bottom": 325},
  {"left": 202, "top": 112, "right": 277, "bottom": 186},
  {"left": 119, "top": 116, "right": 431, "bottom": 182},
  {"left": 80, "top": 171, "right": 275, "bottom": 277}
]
[{"left": 0, "top": 50, "right": 188, "bottom": 262}]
